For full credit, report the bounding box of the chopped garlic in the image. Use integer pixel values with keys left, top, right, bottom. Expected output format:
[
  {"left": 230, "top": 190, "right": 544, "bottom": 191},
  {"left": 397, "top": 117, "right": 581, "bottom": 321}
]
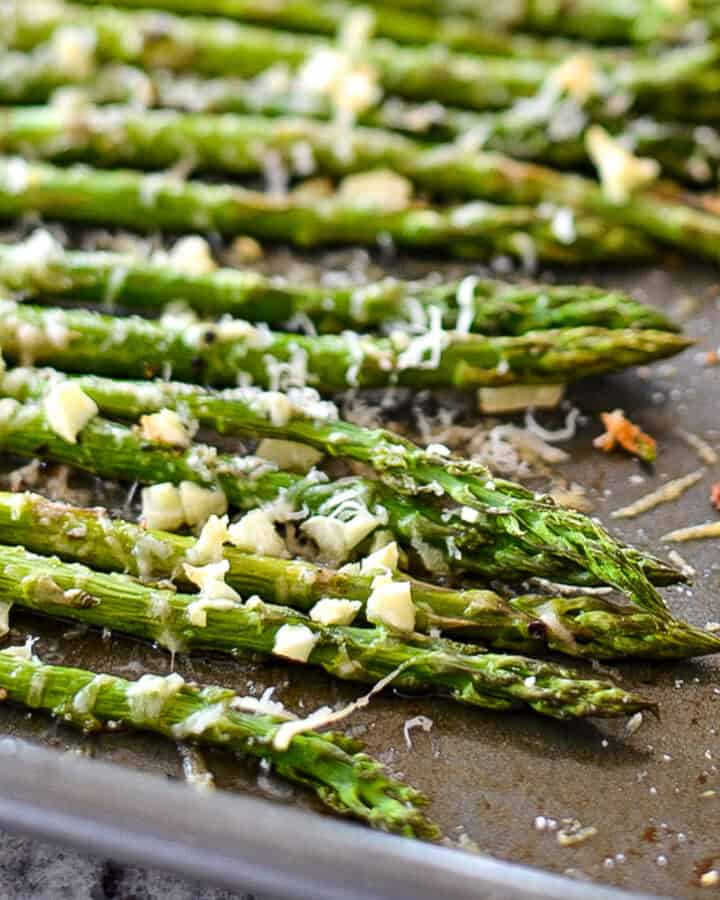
[
  {"left": 301, "top": 510, "right": 379, "bottom": 565},
  {"left": 44, "top": 381, "right": 98, "bottom": 444},
  {"left": 228, "top": 508, "right": 288, "bottom": 558},
  {"left": 142, "top": 483, "right": 185, "bottom": 531},
  {"left": 586, "top": 126, "right": 660, "bottom": 203},
  {"left": 309, "top": 598, "right": 362, "bottom": 626},
  {"left": 256, "top": 438, "right": 323, "bottom": 474},
  {"left": 166, "top": 235, "right": 217, "bottom": 275},
  {"left": 272, "top": 623, "right": 319, "bottom": 663},
  {"left": 140, "top": 408, "right": 191, "bottom": 448},
  {"left": 478, "top": 384, "right": 565, "bottom": 414},
  {"left": 548, "top": 54, "right": 601, "bottom": 103},
  {"left": 179, "top": 481, "right": 228, "bottom": 527},
  {"left": 183, "top": 559, "right": 240, "bottom": 603},
  {"left": 337, "top": 169, "right": 413, "bottom": 212},
  {"left": 185, "top": 514, "right": 230, "bottom": 565},
  {"left": 360, "top": 541, "right": 399, "bottom": 575},
  {"left": 366, "top": 577, "right": 415, "bottom": 632}
]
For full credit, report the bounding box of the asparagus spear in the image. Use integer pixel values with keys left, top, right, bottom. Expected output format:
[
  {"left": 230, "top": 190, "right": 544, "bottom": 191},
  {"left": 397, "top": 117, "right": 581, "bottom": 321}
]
[
  {"left": 0, "top": 0, "right": 552, "bottom": 112},
  {"left": 0, "top": 365, "right": 683, "bottom": 608},
  {"left": 0, "top": 544, "right": 655, "bottom": 718},
  {"left": 0, "top": 644, "right": 438, "bottom": 836},
  {"left": 1, "top": 490, "right": 715, "bottom": 659},
  {"left": 3, "top": 1, "right": 716, "bottom": 112},
  {"left": 0, "top": 234, "right": 676, "bottom": 334},
  {"left": 0, "top": 300, "right": 690, "bottom": 392},
  {"left": 69, "top": 0, "right": 606, "bottom": 61},
  {"left": 360, "top": 0, "right": 717, "bottom": 45},
  {"left": 0, "top": 157, "right": 655, "bottom": 263},
  {"left": 3, "top": 106, "right": 718, "bottom": 262}
]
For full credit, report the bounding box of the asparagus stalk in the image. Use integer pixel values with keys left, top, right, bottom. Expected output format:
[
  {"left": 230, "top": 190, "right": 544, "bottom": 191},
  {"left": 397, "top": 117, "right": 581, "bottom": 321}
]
[
  {"left": 0, "top": 544, "right": 654, "bottom": 718},
  {"left": 2, "top": 365, "right": 684, "bottom": 592},
  {"left": 69, "top": 0, "right": 606, "bottom": 61},
  {"left": 0, "top": 300, "right": 690, "bottom": 392},
  {"left": 2, "top": 490, "right": 715, "bottom": 659},
  {"left": 0, "top": 369, "right": 683, "bottom": 609},
  {"left": 3, "top": 106, "right": 718, "bottom": 262},
  {"left": 360, "top": 0, "right": 717, "bottom": 45},
  {"left": 3, "top": 2, "right": 716, "bottom": 112},
  {"left": 0, "top": 0, "right": 552, "bottom": 112},
  {"left": 0, "top": 235, "right": 677, "bottom": 334},
  {"left": 0, "top": 157, "right": 655, "bottom": 264},
  {"left": 0, "top": 645, "right": 438, "bottom": 836}
]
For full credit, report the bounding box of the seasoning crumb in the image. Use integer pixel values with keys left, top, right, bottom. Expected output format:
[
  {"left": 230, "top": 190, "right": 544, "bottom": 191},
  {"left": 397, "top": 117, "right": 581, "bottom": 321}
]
[
  {"left": 626, "top": 712, "right": 644, "bottom": 736},
  {"left": 711, "top": 483, "right": 720, "bottom": 511},
  {"left": 557, "top": 820, "right": 597, "bottom": 847},
  {"left": 594, "top": 410, "right": 657, "bottom": 463}
]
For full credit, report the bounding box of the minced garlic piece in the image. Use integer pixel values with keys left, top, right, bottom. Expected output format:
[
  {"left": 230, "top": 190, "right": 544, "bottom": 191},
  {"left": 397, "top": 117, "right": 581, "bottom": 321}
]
[
  {"left": 256, "top": 438, "right": 323, "bottom": 474},
  {"left": 141, "top": 482, "right": 185, "bottom": 532},
  {"left": 301, "top": 510, "right": 379, "bottom": 565},
  {"left": 183, "top": 559, "right": 240, "bottom": 603},
  {"left": 548, "top": 54, "right": 601, "bottom": 103},
  {"left": 185, "top": 514, "right": 230, "bottom": 565},
  {"left": 586, "top": 126, "right": 660, "bottom": 203},
  {"left": 179, "top": 481, "right": 228, "bottom": 527},
  {"left": 44, "top": 381, "right": 98, "bottom": 444},
  {"left": 309, "top": 598, "right": 362, "bottom": 626},
  {"left": 272, "top": 623, "right": 319, "bottom": 663},
  {"left": 360, "top": 541, "right": 399, "bottom": 575},
  {"left": 228, "top": 508, "right": 288, "bottom": 558},
  {"left": 166, "top": 235, "right": 217, "bottom": 275},
  {"left": 337, "top": 169, "right": 413, "bottom": 212},
  {"left": 366, "top": 576, "right": 415, "bottom": 632},
  {"left": 140, "top": 408, "right": 191, "bottom": 448}
]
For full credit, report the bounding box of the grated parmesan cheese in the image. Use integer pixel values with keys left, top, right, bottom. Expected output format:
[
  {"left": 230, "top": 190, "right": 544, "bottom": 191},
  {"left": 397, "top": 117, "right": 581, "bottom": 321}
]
[
  {"left": 127, "top": 673, "right": 185, "bottom": 725},
  {"left": 44, "top": 381, "right": 98, "bottom": 445},
  {"left": 662, "top": 521, "right": 720, "bottom": 542},
  {"left": 612, "top": 469, "right": 705, "bottom": 519},
  {"left": 586, "top": 126, "right": 660, "bottom": 203},
  {"left": 403, "top": 714, "right": 433, "bottom": 750}
]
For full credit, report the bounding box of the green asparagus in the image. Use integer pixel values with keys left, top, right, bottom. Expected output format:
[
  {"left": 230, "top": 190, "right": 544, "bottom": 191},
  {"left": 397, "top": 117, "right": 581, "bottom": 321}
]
[
  {"left": 2, "top": 106, "right": 718, "bottom": 262},
  {"left": 1, "top": 490, "right": 715, "bottom": 659},
  {"left": 0, "top": 372, "right": 682, "bottom": 611},
  {"left": 0, "top": 157, "right": 656, "bottom": 263},
  {"left": 0, "top": 545, "right": 654, "bottom": 718},
  {"left": 361, "top": 0, "right": 719, "bottom": 45},
  {"left": 0, "top": 234, "right": 677, "bottom": 334},
  {"left": 2, "top": 1, "right": 717, "bottom": 113},
  {"left": 0, "top": 644, "right": 438, "bottom": 835},
  {"left": 0, "top": 300, "right": 690, "bottom": 392},
  {"left": 69, "top": 0, "right": 609, "bottom": 61}
]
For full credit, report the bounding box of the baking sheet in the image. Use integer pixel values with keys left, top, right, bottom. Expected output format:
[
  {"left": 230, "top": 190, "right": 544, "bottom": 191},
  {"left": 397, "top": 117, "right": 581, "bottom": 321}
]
[{"left": 0, "top": 247, "right": 718, "bottom": 899}]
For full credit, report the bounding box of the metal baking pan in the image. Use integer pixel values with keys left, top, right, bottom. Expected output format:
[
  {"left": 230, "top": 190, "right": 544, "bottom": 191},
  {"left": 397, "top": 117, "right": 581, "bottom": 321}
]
[{"left": 0, "top": 247, "right": 717, "bottom": 899}]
